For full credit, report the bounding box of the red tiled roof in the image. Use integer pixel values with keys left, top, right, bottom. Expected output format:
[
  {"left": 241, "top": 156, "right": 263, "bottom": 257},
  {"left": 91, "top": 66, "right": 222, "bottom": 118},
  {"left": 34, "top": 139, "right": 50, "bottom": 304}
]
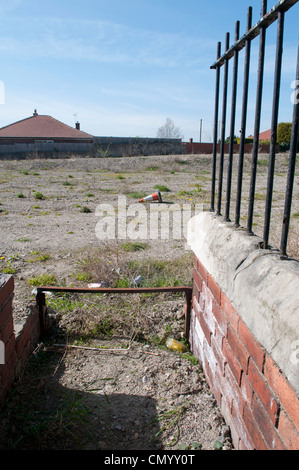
[
  {"left": 0, "top": 112, "right": 93, "bottom": 140},
  {"left": 259, "top": 129, "right": 271, "bottom": 140}
]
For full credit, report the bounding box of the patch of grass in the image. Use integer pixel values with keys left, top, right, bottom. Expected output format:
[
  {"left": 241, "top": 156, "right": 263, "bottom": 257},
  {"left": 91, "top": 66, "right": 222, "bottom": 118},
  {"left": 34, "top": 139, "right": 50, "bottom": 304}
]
[
  {"left": 177, "top": 190, "right": 193, "bottom": 197},
  {"left": 80, "top": 206, "right": 92, "bottom": 213},
  {"left": 145, "top": 166, "right": 159, "bottom": 171},
  {"left": 73, "top": 272, "right": 93, "bottom": 282},
  {"left": 17, "top": 192, "right": 25, "bottom": 198},
  {"left": 33, "top": 191, "right": 45, "bottom": 200},
  {"left": 121, "top": 242, "right": 148, "bottom": 252},
  {"left": 36, "top": 254, "right": 51, "bottom": 262},
  {"left": 29, "top": 274, "right": 57, "bottom": 286},
  {"left": 117, "top": 174, "right": 125, "bottom": 179},
  {"left": 127, "top": 192, "right": 147, "bottom": 199},
  {"left": 63, "top": 181, "right": 73, "bottom": 186},
  {"left": 3, "top": 267, "right": 17, "bottom": 274},
  {"left": 257, "top": 159, "right": 268, "bottom": 166},
  {"left": 154, "top": 185, "right": 170, "bottom": 192},
  {"left": 85, "top": 193, "right": 94, "bottom": 197}
]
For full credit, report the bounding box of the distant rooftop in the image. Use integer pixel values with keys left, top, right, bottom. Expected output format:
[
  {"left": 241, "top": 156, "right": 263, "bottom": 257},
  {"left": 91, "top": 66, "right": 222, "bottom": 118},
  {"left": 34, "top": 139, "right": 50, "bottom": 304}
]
[{"left": 0, "top": 110, "right": 93, "bottom": 140}]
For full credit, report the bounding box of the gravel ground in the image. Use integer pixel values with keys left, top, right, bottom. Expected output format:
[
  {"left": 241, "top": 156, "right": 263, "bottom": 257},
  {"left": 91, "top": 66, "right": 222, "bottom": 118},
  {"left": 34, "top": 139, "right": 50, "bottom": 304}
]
[{"left": 0, "top": 153, "right": 297, "bottom": 451}]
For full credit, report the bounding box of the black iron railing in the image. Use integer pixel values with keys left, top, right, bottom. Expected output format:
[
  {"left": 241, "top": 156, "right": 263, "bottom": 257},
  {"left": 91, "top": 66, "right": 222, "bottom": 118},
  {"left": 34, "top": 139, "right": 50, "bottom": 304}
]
[{"left": 210, "top": 0, "right": 299, "bottom": 258}]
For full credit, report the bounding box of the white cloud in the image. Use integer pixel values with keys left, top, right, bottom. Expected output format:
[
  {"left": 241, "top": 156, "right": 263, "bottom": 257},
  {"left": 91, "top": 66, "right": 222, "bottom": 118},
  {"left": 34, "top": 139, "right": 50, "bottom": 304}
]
[{"left": 0, "top": 16, "right": 214, "bottom": 68}]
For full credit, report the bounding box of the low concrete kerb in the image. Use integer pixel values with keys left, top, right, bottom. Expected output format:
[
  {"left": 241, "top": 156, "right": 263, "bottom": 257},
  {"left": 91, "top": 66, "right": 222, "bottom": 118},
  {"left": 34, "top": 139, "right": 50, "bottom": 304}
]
[{"left": 187, "top": 211, "right": 299, "bottom": 394}]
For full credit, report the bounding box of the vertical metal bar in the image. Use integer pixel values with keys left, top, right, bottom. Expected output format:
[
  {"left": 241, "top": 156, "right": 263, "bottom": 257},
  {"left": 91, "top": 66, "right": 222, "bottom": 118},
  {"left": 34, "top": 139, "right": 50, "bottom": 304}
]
[
  {"left": 280, "top": 40, "right": 299, "bottom": 258},
  {"left": 235, "top": 7, "right": 252, "bottom": 227},
  {"left": 217, "top": 32, "right": 230, "bottom": 216},
  {"left": 211, "top": 42, "right": 221, "bottom": 212},
  {"left": 225, "top": 21, "right": 240, "bottom": 222},
  {"left": 184, "top": 289, "right": 192, "bottom": 342},
  {"left": 36, "top": 291, "right": 47, "bottom": 336},
  {"left": 263, "top": 11, "right": 285, "bottom": 248},
  {"left": 247, "top": 0, "right": 267, "bottom": 235}
]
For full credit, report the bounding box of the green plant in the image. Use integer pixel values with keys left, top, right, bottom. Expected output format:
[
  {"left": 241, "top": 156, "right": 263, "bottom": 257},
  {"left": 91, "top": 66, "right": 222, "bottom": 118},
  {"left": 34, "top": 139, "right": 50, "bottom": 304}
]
[
  {"left": 17, "top": 192, "right": 25, "bottom": 198},
  {"left": 80, "top": 206, "right": 92, "bottom": 213},
  {"left": 154, "top": 184, "right": 170, "bottom": 192},
  {"left": 29, "top": 274, "right": 57, "bottom": 286},
  {"left": 127, "top": 191, "right": 147, "bottom": 199},
  {"left": 151, "top": 401, "right": 190, "bottom": 446},
  {"left": 121, "top": 242, "right": 148, "bottom": 252},
  {"left": 33, "top": 192, "right": 44, "bottom": 200}
]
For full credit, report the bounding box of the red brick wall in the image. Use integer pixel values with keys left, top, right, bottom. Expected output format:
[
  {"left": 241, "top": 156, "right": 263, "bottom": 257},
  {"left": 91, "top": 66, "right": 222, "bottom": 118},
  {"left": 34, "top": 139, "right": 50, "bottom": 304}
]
[
  {"left": 185, "top": 141, "right": 270, "bottom": 155},
  {"left": 190, "top": 254, "right": 299, "bottom": 450},
  {"left": 0, "top": 275, "right": 40, "bottom": 405}
]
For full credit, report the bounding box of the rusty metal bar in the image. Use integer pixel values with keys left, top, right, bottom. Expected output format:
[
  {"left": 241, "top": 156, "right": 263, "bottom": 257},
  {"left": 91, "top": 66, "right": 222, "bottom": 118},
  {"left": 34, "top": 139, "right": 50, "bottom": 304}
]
[
  {"left": 210, "top": 41, "right": 221, "bottom": 212},
  {"left": 263, "top": 10, "right": 285, "bottom": 248},
  {"left": 235, "top": 7, "right": 252, "bottom": 227},
  {"left": 35, "top": 285, "right": 193, "bottom": 341},
  {"left": 280, "top": 40, "right": 299, "bottom": 258},
  {"left": 225, "top": 21, "right": 240, "bottom": 222},
  {"left": 210, "top": 0, "right": 298, "bottom": 69},
  {"left": 247, "top": 0, "right": 268, "bottom": 235},
  {"left": 36, "top": 291, "right": 47, "bottom": 336},
  {"left": 217, "top": 32, "right": 230, "bottom": 216}
]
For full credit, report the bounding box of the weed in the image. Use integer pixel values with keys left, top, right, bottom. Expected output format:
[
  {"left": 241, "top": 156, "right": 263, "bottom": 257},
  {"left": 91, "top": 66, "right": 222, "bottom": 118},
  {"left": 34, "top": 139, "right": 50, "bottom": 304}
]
[
  {"left": 154, "top": 184, "right": 170, "bottom": 192},
  {"left": 121, "top": 241, "right": 148, "bottom": 252},
  {"left": 17, "top": 192, "right": 25, "bottom": 198},
  {"left": 151, "top": 401, "right": 190, "bottom": 446},
  {"left": 29, "top": 274, "right": 57, "bottom": 286},
  {"left": 33, "top": 192, "right": 44, "bottom": 200},
  {"left": 127, "top": 191, "right": 147, "bottom": 200},
  {"left": 85, "top": 193, "right": 94, "bottom": 197},
  {"left": 80, "top": 206, "right": 92, "bottom": 213},
  {"left": 3, "top": 267, "right": 17, "bottom": 274},
  {"left": 36, "top": 254, "right": 50, "bottom": 262},
  {"left": 177, "top": 190, "right": 193, "bottom": 197}
]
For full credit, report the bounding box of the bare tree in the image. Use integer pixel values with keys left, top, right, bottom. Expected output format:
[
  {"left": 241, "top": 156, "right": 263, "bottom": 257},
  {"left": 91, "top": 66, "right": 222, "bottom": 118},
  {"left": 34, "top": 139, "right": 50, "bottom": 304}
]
[{"left": 156, "top": 118, "right": 184, "bottom": 139}]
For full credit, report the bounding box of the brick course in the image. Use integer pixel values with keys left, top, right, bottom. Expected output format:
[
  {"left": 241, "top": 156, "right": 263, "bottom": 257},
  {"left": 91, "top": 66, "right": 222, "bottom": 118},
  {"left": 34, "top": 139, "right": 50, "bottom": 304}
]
[
  {"left": 0, "top": 275, "right": 41, "bottom": 405},
  {"left": 190, "top": 255, "right": 299, "bottom": 450}
]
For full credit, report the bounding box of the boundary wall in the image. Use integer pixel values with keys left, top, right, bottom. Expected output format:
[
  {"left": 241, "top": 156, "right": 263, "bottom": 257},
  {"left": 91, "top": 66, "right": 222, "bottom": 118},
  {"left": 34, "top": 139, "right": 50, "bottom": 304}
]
[
  {"left": 0, "top": 274, "right": 40, "bottom": 405},
  {"left": 188, "top": 211, "right": 299, "bottom": 450}
]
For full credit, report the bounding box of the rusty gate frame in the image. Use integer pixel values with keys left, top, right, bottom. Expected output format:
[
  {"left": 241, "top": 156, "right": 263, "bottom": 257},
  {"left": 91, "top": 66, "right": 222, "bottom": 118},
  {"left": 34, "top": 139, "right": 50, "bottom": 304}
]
[{"left": 36, "top": 286, "right": 193, "bottom": 342}]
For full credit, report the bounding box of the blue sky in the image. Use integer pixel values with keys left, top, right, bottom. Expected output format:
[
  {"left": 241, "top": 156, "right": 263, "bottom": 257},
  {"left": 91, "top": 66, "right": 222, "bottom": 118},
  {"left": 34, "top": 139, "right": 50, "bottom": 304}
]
[{"left": 0, "top": 0, "right": 298, "bottom": 141}]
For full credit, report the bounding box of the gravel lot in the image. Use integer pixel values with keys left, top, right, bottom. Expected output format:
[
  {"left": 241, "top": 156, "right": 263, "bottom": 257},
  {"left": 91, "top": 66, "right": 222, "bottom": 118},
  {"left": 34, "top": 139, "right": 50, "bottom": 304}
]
[{"left": 0, "top": 153, "right": 297, "bottom": 450}]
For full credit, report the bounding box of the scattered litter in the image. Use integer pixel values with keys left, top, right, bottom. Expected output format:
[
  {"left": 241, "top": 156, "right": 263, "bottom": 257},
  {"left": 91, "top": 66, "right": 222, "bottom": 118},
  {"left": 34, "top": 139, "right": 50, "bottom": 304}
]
[
  {"left": 166, "top": 338, "right": 188, "bottom": 353},
  {"left": 134, "top": 275, "right": 143, "bottom": 286},
  {"left": 88, "top": 282, "right": 109, "bottom": 288}
]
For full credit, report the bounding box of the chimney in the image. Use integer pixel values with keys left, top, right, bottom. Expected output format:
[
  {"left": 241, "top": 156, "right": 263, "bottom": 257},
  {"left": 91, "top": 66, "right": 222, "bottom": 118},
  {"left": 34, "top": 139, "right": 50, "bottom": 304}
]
[
  {"left": 33, "top": 109, "right": 38, "bottom": 116},
  {"left": 75, "top": 121, "right": 80, "bottom": 130}
]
